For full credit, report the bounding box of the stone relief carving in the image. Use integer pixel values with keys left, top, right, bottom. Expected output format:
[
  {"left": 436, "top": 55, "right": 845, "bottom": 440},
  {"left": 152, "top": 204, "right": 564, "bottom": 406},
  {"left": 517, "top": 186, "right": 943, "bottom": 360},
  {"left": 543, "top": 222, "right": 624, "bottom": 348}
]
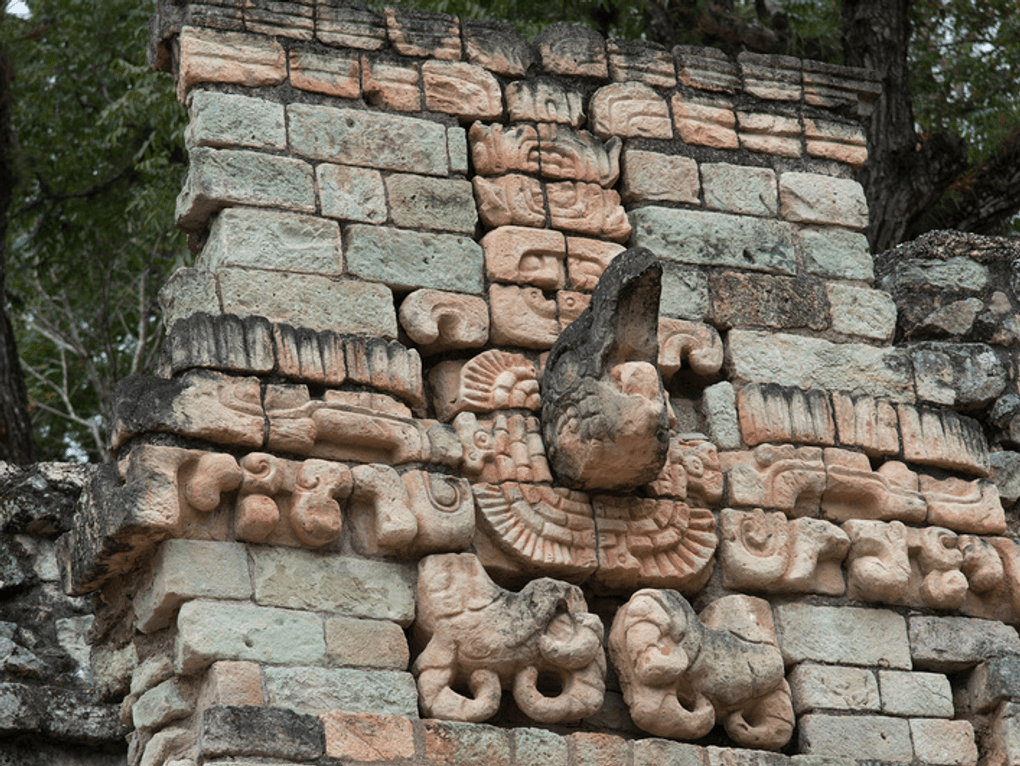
[
  {"left": 413, "top": 552, "right": 606, "bottom": 724},
  {"left": 609, "top": 589, "right": 794, "bottom": 749}
]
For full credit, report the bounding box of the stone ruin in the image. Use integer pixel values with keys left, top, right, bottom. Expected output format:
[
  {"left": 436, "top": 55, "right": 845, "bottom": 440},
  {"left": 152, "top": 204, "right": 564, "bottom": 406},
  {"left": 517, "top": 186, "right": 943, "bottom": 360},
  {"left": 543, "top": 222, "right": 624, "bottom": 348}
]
[{"left": 5, "top": 2, "right": 1020, "bottom": 765}]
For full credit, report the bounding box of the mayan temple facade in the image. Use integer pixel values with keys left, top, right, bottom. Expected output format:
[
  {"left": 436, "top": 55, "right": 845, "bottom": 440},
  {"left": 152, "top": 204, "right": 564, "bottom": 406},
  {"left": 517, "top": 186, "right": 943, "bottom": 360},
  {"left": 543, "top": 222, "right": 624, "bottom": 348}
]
[{"left": 6, "top": 1, "right": 1020, "bottom": 765}]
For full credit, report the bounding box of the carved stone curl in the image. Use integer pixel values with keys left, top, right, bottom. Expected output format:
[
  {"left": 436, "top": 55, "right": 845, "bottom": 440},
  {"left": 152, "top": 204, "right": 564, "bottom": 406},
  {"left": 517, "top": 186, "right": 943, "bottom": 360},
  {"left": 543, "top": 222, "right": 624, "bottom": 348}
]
[
  {"left": 413, "top": 553, "right": 605, "bottom": 724},
  {"left": 609, "top": 589, "right": 794, "bottom": 750},
  {"left": 541, "top": 247, "right": 669, "bottom": 491}
]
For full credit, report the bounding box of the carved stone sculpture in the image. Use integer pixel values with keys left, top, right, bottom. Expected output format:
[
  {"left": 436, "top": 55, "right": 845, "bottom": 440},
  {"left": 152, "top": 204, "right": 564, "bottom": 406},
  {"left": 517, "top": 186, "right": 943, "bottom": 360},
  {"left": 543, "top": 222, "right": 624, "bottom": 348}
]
[
  {"left": 541, "top": 247, "right": 669, "bottom": 491},
  {"left": 413, "top": 553, "right": 606, "bottom": 724},
  {"left": 721, "top": 445, "right": 826, "bottom": 516},
  {"left": 609, "top": 589, "right": 794, "bottom": 750}
]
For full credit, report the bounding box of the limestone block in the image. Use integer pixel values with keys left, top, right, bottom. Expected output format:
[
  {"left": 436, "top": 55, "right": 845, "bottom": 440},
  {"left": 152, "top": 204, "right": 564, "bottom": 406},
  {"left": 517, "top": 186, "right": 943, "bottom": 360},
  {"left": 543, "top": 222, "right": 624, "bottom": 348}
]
[
  {"left": 779, "top": 172, "right": 868, "bottom": 231},
  {"left": 414, "top": 553, "right": 605, "bottom": 723},
  {"left": 658, "top": 319, "right": 723, "bottom": 380},
  {"left": 992, "top": 451, "right": 1020, "bottom": 505},
  {"left": 341, "top": 336, "right": 423, "bottom": 408},
  {"left": 720, "top": 444, "right": 826, "bottom": 517},
  {"left": 462, "top": 19, "right": 533, "bottom": 77},
  {"left": 634, "top": 738, "right": 704, "bottom": 766},
  {"left": 272, "top": 322, "right": 347, "bottom": 387},
  {"left": 185, "top": 90, "right": 285, "bottom": 151},
  {"left": 609, "top": 590, "right": 794, "bottom": 749},
  {"left": 738, "top": 383, "right": 835, "bottom": 447},
  {"left": 537, "top": 123, "right": 621, "bottom": 186},
  {"left": 196, "top": 661, "right": 264, "bottom": 710},
  {"left": 727, "top": 330, "right": 913, "bottom": 400},
  {"left": 910, "top": 615, "right": 1020, "bottom": 671},
  {"left": 250, "top": 547, "right": 414, "bottom": 625},
  {"left": 399, "top": 290, "right": 489, "bottom": 354},
  {"left": 662, "top": 264, "right": 710, "bottom": 321},
  {"left": 271, "top": 666, "right": 419, "bottom": 718},
  {"left": 547, "top": 182, "right": 631, "bottom": 242},
  {"left": 317, "top": 4, "right": 386, "bottom": 49},
  {"left": 739, "top": 52, "right": 802, "bottom": 101},
  {"left": 288, "top": 104, "right": 449, "bottom": 175},
  {"left": 423, "top": 61, "right": 502, "bottom": 120},
  {"left": 516, "top": 727, "right": 570, "bottom": 766},
  {"left": 176, "top": 599, "right": 326, "bottom": 674},
  {"left": 593, "top": 495, "right": 717, "bottom": 593},
  {"left": 736, "top": 111, "right": 801, "bottom": 158},
  {"left": 987, "top": 702, "right": 1020, "bottom": 766},
  {"left": 535, "top": 23, "right": 607, "bottom": 77},
  {"left": 799, "top": 227, "right": 874, "bottom": 280},
  {"left": 966, "top": 655, "right": 1020, "bottom": 713},
  {"left": 385, "top": 174, "right": 477, "bottom": 234},
  {"left": 703, "top": 381, "right": 741, "bottom": 451},
  {"left": 802, "top": 60, "right": 882, "bottom": 116},
  {"left": 558, "top": 291, "right": 590, "bottom": 330},
  {"left": 910, "top": 719, "right": 977, "bottom": 766},
  {"left": 176, "top": 147, "right": 315, "bottom": 230},
  {"left": 176, "top": 27, "right": 285, "bottom": 100},
  {"left": 362, "top": 59, "right": 422, "bottom": 111},
  {"left": 162, "top": 312, "right": 274, "bottom": 377},
  {"left": 448, "top": 126, "right": 469, "bottom": 174},
  {"left": 424, "top": 720, "right": 512, "bottom": 765},
  {"left": 198, "top": 705, "right": 324, "bottom": 761},
  {"left": 711, "top": 272, "right": 830, "bottom": 332},
  {"left": 199, "top": 206, "right": 342, "bottom": 275},
  {"left": 911, "top": 297, "right": 985, "bottom": 339},
  {"left": 133, "top": 678, "right": 194, "bottom": 731},
  {"left": 674, "top": 46, "right": 740, "bottom": 93},
  {"left": 631, "top": 208, "right": 797, "bottom": 274},
  {"left": 719, "top": 509, "right": 849, "bottom": 596},
  {"left": 589, "top": 82, "right": 672, "bottom": 139},
  {"left": 218, "top": 270, "right": 398, "bottom": 338},
  {"left": 322, "top": 710, "right": 415, "bottom": 761},
  {"left": 831, "top": 392, "right": 899, "bottom": 457},
  {"left": 672, "top": 96, "right": 738, "bottom": 150},
  {"left": 773, "top": 604, "right": 911, "bottom": 668},
  {"left": 798, "top": 715, "right": 911, "bottom": 762},
  {"left": 565, "top": 237, "right": 625, "bottom": 292},
  {"left": 470, "top": 122, "right": 540, "bottom": 176},
  {"left": 608, "top": 39, "right": 675, "bottom": 87},
  {"left": 489, "top": 285, "right": 559, "bottom": 349},
  {"left": 473, "top": 175, "right": 546, "bottom": 229},
  {"left": 920, "top": 475, "right": 1006, "bottom": 534},
  {"left": 506, "top": 79, "right": 584, "bottom": 126},
  {"left": 345, "top": 226, "right": 483, "bottom": 294},
  {"left": 823, "top": 450, "right": 925, "bottom": 524},
  {"left": 289, "top": 50, "right": 359, "bottom": 99},
  {"left": 878, "top": 670, "right": 953, "bottom": 717},
  {"left": 134, "top": 540, "right": 251, "bottom": 633},
  {"left": 621, "top": 149, "right": 699, "bottom": 205},
  {"left": 804, "top": 118, "right": 867, "bottom": 167},
  {"left": 244, "top": 1, "right": 313, "bottom": 39},
  {"left": 481, "top": 226, "right": 566, "bottom": 289},
  {"left": 324, "top": 616, "right": 409, "bottom": 671},
  {"left": 898, "top": 404, "right": 990, "bottom": 477},
  {"left": 317, "top": 164, "right": 387, "bottom": 224},
  {"left": 385, "top": 6, "right": 460, "bottom": 60},
  {"left": 159, "top": 268, "right": 221, "bottom": 328},
  {"left": 701, "top": 163, "right": 777, "bottom": 217},
  {"left": 912, "top": 342, "right": 1007, "bottom": 409},
  {"left": 473, "top": 481, "right": 596, "bottom": 581},
  {"left": 788, "top": 663, "right": 879, "bottom": 713}
]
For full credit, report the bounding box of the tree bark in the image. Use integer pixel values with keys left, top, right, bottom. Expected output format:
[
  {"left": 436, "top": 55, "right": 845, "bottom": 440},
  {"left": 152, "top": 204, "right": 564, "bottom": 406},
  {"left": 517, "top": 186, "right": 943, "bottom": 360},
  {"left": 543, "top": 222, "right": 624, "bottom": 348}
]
[{"left": 0, "top": 40, "right": 38, "bottom": 464}]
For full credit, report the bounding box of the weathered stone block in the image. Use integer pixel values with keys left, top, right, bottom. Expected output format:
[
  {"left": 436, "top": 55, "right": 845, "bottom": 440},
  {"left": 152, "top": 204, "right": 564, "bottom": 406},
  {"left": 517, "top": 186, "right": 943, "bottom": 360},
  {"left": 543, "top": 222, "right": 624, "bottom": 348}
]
[
  {"left": 909, "top": 718, "right": 977, "bottom": 766},
  {"left": 345, "top": 226, "right": 483, "bottom": 293},
  {"left": 710, "top": 273, "right": 829, "bottom": 331},
  {"left": 324, "top": 616, "right": 410, "bottom": 670},
  {"left": 967, "top": 655, "right": 1020, "bottom": 713},
  {"left": 385, "top": 6, "right": 460, "bottom": 60},
  {"left": 621, "top": 149, "right": 699, "bottom": 205},
  {"left": 630, "top": 207, "right": 797, "bottom": 274},
  {"left": 703, "top": 381, "right": 740, "bottom": 450},
  {"left": 727, "top": 330, "right": 913, "bottom": 400},
  {"left": 788, "top": 663, "right": 879, "bottom": 713},
  {"left": 134, "top": 539, "right": 252, "bottom": 633},
  {"left": 534, "top": 23, "right": 607, "bottom": 77},
  {"left": 779, "top": 172, "right": 868, "bottom": 231},
  {"left": 317, "top": 164, "right": 387, "bottom": 225},
  {"left": 132, "top": 678, "right": 193, "bottom": 730},
  {"left": 263, "top": 666, "right": 418, "bottom": 717},
  {"left": 463, "top": 19, "right": 533, "bottom": 77},
  {"left": 288, "top": 104, "right": 449, "bottom": 176},
  {"left": 218, "top": 270, "right": 397, "bottom": 338},
  {"left": 661, "top": 263, "right": 709, "bottom": 320},
  {"left": 898, "top": 403, "right": 990, "bottom": 476},
  {"left": 878, "top": 670, "right": 953, "bottom": 717},
  {"left": 362, "top": 59, "right": 422, "bottom": 112},
  {"left": 831, "top": 392, "right": 900, "bottom": 457},
  {"left": 701, "top": 163, "right": 777, "bottom": 217},
  {"left": 633, "top": 738, "right": 704, "bottom": 766},
  {"left": 514, "top": 727, "right": 570, "bottom": 766},
  {"left": 827, "top": 283, "right": 897, "bottom": 341},
  {"left": 705, "top": 747, "right": 788, "bottom": 766},
  {"left": 799, "top": 227, "right": 874, "bottom": 280},
  {"left": 176, "top": 147, "right": 315, "bottom": 230},
  {"left": 489, "top": 284, "right": 559, "bottom": 349},
  {"left": 672, "top": 95, "right": 738, "bottom": 149},
  {"left": 322, "top": 710, "right": 416, "bottom": 761},
  {"left": 186, "top": 90, "right": 285, "bottom": 151},
  {"left": 571, "top": 732, "right": 630, "bottom": 766},
  {"left": 384, "top": 174, "right": 478, "bottom": 234},
  {"left": 737, "top": 111, "right": 801, "bottom": 158},
  {"left": 176, "top": 599, "right": 326, "bottom": 674},
  {"left": 199, "top": 206, "right": 342, "bottom": 275},
  {"left": 738, "top": 383, "right": 835, "bottom": 446},
  {"left": 590, "top": 82, "right": 672, "bottom": 139},
  {"left": 177, "top": 27, "right": 285, "bottom": 100},
  {"left": 506, "top": 79, "right": 584, "bottom": 126},
  {"left": 798, "top": 715, "right": 912, "bottom": 762},
  {"left": 482, "top": 226, "right": 565, "bottom": 289},
  {"left": 159, "top": 268, "right": 221, "bottom": 328},
  {"left": 317, "top": 3, "right": 386, "bottom": 49},
  {"left": 198, "top": 705, "right": 324, "bottom": 760},
  {"left": 910, "top": 615, "right": 1020, "bottom": 671},
  {"left": 739, "top": 51, "right": 802, "bottom": 101},
  {"left": 289, "top": 50, "right": 359, "bottom": 98},
  {"left": 250, "top": 547, "right": 415, "bottom": 625},
  {"left": 162, "top": 312, "right": 270, "bottom": 377},
  {"left": 197, "top": 660, "right": 264, "bottom": 709},
  {"left": 912, "top": 342, "right": 1007, "bottom": 409},
  {"left": 423, "top": 61, "right": 502, "bottom": 120},
  {"left": 774, "top": 604, "right": 911, "bottom": 668}
]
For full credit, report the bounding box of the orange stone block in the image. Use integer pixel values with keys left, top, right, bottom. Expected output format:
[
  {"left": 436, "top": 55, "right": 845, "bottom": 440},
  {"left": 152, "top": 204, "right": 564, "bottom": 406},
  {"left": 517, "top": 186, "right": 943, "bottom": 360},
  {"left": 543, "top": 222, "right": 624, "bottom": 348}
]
[
  {"left": 177, "top": 27, "right": 286, "bottom": 101},
  {"left": 424, "top": 61, "right": 502, "bottom": 121},
  {"left": 565, "top": 237, "right": 625, "bottom": 291},
  {"left": 322, "top": 710, "right": 415, "bottom": 761},
  {"left": 481, "top": 226, "right": 566, "bottom": 289},
  {"left": 489, "top": 284, "right": 559, "bottom": 349},
  {"left": 547, "top": 181, "right": 631, "bottom": 242},
  {"left": 589, "top": 82, "right": 672, "bottom": 139},
  {"left": 289, "top": 50, "right": 359, "bottom": 99},
  {"left": 362, "top": 59, "right": 422, "bottom": 112},
  {"left": 672, "top": 95, "right": 738, "bottom": 150}
]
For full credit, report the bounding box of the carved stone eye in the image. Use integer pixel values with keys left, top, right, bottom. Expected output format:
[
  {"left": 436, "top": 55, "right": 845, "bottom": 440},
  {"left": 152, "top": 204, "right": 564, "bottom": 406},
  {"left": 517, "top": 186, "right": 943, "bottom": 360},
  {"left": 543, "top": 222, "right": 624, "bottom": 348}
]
[{"left": 683, "top": 455, "right": 705, "bottom": 477}]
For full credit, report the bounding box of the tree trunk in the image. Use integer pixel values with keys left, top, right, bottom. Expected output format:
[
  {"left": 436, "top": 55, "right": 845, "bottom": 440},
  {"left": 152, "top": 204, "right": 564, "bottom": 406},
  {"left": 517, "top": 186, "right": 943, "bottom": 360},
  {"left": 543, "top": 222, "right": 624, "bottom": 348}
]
[{"left": 0, "top": 41, "right": 38, "bottom": 464}]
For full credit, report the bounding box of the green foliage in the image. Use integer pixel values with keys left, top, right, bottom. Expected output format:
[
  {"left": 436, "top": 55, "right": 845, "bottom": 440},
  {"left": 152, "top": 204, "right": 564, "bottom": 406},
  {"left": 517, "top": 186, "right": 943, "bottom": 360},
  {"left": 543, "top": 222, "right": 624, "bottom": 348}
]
[{"left": 2, "top": 0, "right": 189, "bottom": 460}]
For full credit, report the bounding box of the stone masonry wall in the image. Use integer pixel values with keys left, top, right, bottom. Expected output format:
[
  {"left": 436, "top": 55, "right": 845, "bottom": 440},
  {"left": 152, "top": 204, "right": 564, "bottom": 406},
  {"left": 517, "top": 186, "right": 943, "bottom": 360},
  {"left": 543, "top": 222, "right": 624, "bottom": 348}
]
[{"left": 42, "top": 3, "right": 1020, "bottom": 766}]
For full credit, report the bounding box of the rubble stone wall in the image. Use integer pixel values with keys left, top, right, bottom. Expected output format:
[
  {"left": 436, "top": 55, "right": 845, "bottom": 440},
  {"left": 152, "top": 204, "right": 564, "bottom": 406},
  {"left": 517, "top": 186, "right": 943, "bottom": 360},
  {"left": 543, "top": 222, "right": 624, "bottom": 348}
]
[{"left": 17, "top": 2, "right": 1020, "bottom": 766}]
